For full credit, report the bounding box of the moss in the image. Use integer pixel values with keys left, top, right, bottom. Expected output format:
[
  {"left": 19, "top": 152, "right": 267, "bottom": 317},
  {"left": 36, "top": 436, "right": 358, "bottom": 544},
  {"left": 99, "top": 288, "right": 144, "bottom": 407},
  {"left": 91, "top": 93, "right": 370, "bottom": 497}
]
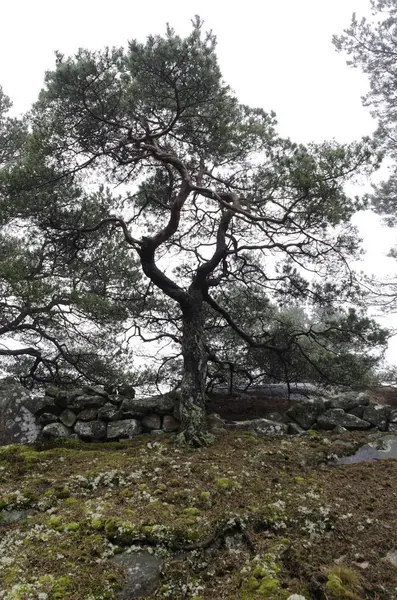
[
  {"left": 183, "top": 507, "right": 201, "bottom": 516},
  {"left": 326, "top": 566, "right": 361, "bottom": 600},
  {"left": 215, "top": 477, "right": 238, "bottom": 491},
  {"left": 64, "top": 521, "right": 80, "bottom": 531},
  {"left": 307, "top": 429, "right": 320, "bottom": 438},
  {"left": 45, "top": 485, "right": 70, "bottom": 499}
]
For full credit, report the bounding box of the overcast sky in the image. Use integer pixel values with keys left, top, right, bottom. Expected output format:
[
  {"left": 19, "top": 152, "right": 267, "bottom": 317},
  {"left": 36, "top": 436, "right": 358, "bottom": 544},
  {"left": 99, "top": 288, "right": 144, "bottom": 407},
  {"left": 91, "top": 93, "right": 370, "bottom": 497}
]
[{"left": 2, "top": 0, "right": 397, "bottom": 362}]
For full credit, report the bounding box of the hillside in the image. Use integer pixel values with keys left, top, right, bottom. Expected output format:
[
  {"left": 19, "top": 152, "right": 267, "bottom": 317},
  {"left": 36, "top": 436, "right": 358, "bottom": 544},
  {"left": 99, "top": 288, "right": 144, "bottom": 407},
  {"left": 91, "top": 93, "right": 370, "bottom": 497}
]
[{"left": 0, "top": 431, "right": 396, "bottom": 599}]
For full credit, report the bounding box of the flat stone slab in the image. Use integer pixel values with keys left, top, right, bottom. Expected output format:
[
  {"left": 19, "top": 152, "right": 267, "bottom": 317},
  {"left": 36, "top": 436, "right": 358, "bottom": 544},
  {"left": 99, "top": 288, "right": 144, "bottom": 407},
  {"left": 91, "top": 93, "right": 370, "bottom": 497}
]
[{"left": 111, "top": 551, "right": 161, "bottom": 598}]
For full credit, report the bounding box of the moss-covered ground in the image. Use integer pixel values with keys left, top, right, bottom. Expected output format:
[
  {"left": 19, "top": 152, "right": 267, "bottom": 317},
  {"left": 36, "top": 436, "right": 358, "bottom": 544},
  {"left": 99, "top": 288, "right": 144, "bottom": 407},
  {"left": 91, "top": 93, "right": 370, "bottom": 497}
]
[{"left": 0, "top": 431, "right": 396, "bottom": 599}]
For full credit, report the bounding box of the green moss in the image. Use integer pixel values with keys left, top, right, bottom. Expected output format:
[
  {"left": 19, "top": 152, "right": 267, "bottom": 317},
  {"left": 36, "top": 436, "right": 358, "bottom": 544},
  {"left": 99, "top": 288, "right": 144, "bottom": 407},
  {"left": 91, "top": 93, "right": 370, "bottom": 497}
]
[
  {"left": 307, "top": 429, "right": 320, "bottom": 438},
  {"left": 183, "top": 507, "right": 201, "bottom": 516},
  {"left": 215, "top": 477, "right": 238, "bottom": 491},
  {"left": 64, "top": 521, "right": 80, "bottom": 531},
  {"left": 45, "top": 485, "right": 70, "bottom": 499},
  {"left": 326, "top": 566, "right": 361, "bottom": 600}
]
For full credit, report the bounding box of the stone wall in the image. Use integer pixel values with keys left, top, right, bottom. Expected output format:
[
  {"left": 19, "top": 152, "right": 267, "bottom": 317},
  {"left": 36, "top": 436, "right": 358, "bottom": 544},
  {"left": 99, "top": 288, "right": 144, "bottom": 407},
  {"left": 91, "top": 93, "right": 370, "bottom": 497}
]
[{"left": 1, "top": 379, "right": 397, "bottom": 445}]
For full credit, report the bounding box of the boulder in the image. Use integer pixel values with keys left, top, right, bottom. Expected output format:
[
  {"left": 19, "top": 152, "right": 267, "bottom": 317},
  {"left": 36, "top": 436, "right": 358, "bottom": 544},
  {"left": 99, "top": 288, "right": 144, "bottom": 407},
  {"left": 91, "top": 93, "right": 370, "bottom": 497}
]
[
  {"left": 363, "top": 404, "right": 391, "bottom": 431},
  {"left": 207, "top": 412, "right": 226, "bottom": 432},
  {"left": 0, "top": 380, "right": 40, "bottom": 444},
  {"left": 107, "top": 419, "right": 142, "bottom": 440},
  {"left": 388, "top": 423, "right": 397, "bottom": 432},
  {"left": 356, "top": 392, "right": 371, "bottom": 406},
  {"left": 78, "top": 408, "right": 98, "bottom": 421},
  {"left": 74, "top": 420, "right": 107, "bottom": 441},
  {"left": 348, "top": 405, "right": 365, "bottom": 419},
  {"left": 162, "top": 415, "right": 180, "bottom": 432},
  {"left": 328, "top": 394, "right": 359, "bottom": 412},
  {"left": 42, "top": 422, "right": 71, "bottom": 439},
  {"left": 69, "top": 395, "right": 107, "bottom": 412},
  {"left": 82, "top": 385, "right": 109, "bottom": 398},
  {"left": 287, "top": 422, "right": 305, "bottom": 435},
  {"left": 121, "top": 394, "right": 176, "bottom": 417},
  {"left": 390, "top": 410, "right": 397, "bottom": 423},
  {"left": 110, "top": 551, "right": 161, "bottom": 598},
  {"left": 38, "top": 413, "right": 59, "bottom": 426},
  {"left": 286, "top": 399, "right": 325, "bottom": 430},
  {"left": 97, "top": 403, "right": 122, "bottom": 421},
  {"left": 228, "top": 418, "right": 287, "bottom": 435},
  {"left": 59, "top": 409, "right": 77, "bottom": 428},
  {"left": 108, "top": 394, "right": 123, "bottom": 406},
  {"left": 23, "top": 394, "right": 60, "bottom": 417},
  {"left": 118, "top": 384, "right": 136, "bottom": 399},
  {"left": 317, "top": 409, "right": 371, "bottom": 431},
  {"left": 141, "top": 414, "right": 162, "bottom": 431}
]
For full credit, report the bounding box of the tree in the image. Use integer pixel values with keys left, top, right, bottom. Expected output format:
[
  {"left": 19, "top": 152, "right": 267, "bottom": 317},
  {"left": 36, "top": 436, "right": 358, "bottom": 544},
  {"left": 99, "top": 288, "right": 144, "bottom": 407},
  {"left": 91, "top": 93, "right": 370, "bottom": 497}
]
[
  {"left": 11, "top": 17, "right": 382, "bottom": 444},
  {"left": 334, "top": 1, "right": 397, "bottom": 308},
  {"left": 0, "top": 86, "right": 145, "bottom": 387}
]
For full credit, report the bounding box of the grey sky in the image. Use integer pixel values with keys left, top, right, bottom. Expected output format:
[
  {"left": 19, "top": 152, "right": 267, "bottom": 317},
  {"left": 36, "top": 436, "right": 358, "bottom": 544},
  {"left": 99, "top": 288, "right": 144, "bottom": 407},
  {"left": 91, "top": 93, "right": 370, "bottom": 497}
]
[{"left": 2, "top": 0, "right": 397, "bottom": 362}]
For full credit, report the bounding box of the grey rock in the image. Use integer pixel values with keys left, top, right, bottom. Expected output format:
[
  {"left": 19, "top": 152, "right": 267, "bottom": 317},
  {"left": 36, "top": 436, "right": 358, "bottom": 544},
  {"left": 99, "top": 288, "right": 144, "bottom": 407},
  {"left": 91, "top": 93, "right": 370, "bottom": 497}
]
[
  {"left": 118, "top": 384, "right": 136, "bottom": 399},
  {"left": 0, "top": 380, "right": 40, "bottom": 444},
  {"left": 111, "top": 551, "right": 161, "bottom": 598},
  {"left": 141, "top": 414, "right": 162, "bottom": 431},
  {"left": 348, "top": 405, "right": 365, "bottom": 419},
  {"left": 69, "top": 394, "right": 107, "bottom": 411},
  {"left": 225, "top": 533, "right": 245, "bottom": 552},
  {"left": 59, "top": 409, "right": 77, "bottom": 428},
  {"left": 388, "top": 423, "right": 397, "bottom": 432},
  {"left": 121, "top": 394, "right": 176, "bottom": 417},
  {"left": 42, "top": 422, "right": 71, "bottom": 439},
  {"left": 207, "top": 412, "right": 225, "bottom": 432},
  {"left": 228, "top": 418, "right": 287, "bottom": 435},
  {"left": 74, "top": 420, "right": 107, "bottom": 441},
  {"left": 0, "top": 509, "right": 29, "bottom": 525},
  {"left": 150, "top": 429, "right": 165, "bottom": 435},
  {"left": 97, "top": 403, "right": 122, "bottom": 421},
  {"left": 334, "top": 425, "right": 348, "bottom": 434},
  {"left": 108, "top": 394, "right": 123, "bottom": 406},
  {"left": 286, "top": 399, "right": 325, "bottom": 430},
  {"left": 356, "top": 392, "right": 371, "bottom": 406},
  {"left": 363, "top": 404, "right": 391, "bottom": 431},
  {"left": 78, "top": 408, "right": 98, "bottom": 421},
  {"left": 162, "top": 415, "right": 180, "bottom": 432},
  {"left": 317, "top": 409, "right": 371, "bottom": 431},
  {"left": 383, "top": 549, "right": 397, "bottom": 567},
  {"left": 45, "top": 385, "right": 62, "bottom": 398},
  {"left": 82, "top": 385, "right": 109, "bottom": 398},
  {"left": 328, "top": 394, "right": 359, "bottom": 412},
  {"left": 38, "top": 413, "right": 59, "bottom": 426},
  {"left": 107, "top": 419, "right": 141, "bottom": 440},
  {"left": 23, "top": 395, "right": 59, "bottom": 417},
  {"left": 287, "top": 422, "right": 305, "bottom": 435},
  {"left": 390, "top": 410, "right": 397, "bottom": 423}
]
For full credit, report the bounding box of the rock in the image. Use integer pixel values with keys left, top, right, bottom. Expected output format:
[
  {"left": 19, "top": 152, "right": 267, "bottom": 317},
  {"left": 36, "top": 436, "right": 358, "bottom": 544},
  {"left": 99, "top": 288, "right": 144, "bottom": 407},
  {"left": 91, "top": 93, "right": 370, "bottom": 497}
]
[
  {"left": 42, "top": 422, "right": 71, "bottom": 439},
  {"left": 317, "top": 409, "right": 371, "bottom": 431},
  {"left": 356, "top": 392, "right": 371, "bottom": 406},
  {"left": 162, "top": 415, "right": 180, "bottom": 432},
  {"left": 390, "top": 409, "right": 397, "bottom": 423},
  {"left": 0, "top": 509, "right": 29, "bottom": 525},
  {"left": 287, "top": 422, "right": 305, "bottom": 435},
  {"left": 363, "top": 404, "right": 391, "bottom": 431},
  {"left": 108, "top": 394, "right": 123, "bottom": 406},
  {"left": 107, "top": 419, "right": 141, "bottom": 440},
  {"left": 38, "top": 413, "right": 59, "bottom": 426},
  {"left": 111, "top": 551, "right": 161, "bottom": 598},
  {"left": 387, "top": 423, "right": 397, "bottom": 432},
  {"left": 207, "top": 412, "right": 225, "bottom": 432},
  {"left": 97, "top": 403, "right": 122, "bottom": 421},
  {"left": 0, "top": 380, "right": 40, "bottom": 444},
  {"left": 121, "top": 394, "right": 176, "bottom": 417},
  {"left": 225, "top": 533, "right": 245, "bottom": 552},
  {"left": 328, "top": 394, "right": 359, "bottom": 412},
  {"left": 141, "top": 414, "right": 162, "bottom": 430},
  {"left": 82, "top": 385, "right": 109, "bottom": 398},
  {"left": 287, "top": 595, "right": 308, "bottom": 600},
  {"left": 59, "top": 409, "right": 77, "bottom": 428},
  {"left": 45, "top": 385, "right": 62, "bottom": 398},
  {"left": 118, "top": 384, "right": 136, "bottom": 399},
  {"left": 383, "top": 549, "right": 397, "bottom": 567},
  {"left": 23, "top": 394, "right": 59, "bottom": 417},
  {"left": 78, "top": 408, "right": 99, "bottom": 421},
  {"left": 348, "top": 405, "right": 365, "bottom": 419},
  {"left": 150, "top": 429, "right": 165, "bottom": 435},
  {"left": 74, "top": 420, "right": 107, "bottom": 441},
  {"left": 228, "top": 418, "right": 287, "bottom": 435},
  {"left": 334, "top": 425, "right": 348, "bottom": 434},
  {"left": 69, "top": 395, "right": 107, "bottom": 411},
  {"left": 286, "top": 399, "right": 325, "bottom": 429}
]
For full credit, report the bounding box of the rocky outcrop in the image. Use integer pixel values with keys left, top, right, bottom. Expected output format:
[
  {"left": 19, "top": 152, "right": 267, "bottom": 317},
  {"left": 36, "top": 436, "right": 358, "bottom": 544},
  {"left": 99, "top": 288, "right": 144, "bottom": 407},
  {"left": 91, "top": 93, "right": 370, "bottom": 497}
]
[{"left": 0, "top": 379, "right": 41, "bottom": 444}]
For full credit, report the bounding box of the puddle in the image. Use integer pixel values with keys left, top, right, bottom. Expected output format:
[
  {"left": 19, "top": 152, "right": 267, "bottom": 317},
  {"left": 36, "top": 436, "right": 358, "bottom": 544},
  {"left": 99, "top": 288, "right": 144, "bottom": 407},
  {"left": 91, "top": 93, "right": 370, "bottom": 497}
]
[{"left": 335, "top": 435, "right": 397, "bottom": 465}]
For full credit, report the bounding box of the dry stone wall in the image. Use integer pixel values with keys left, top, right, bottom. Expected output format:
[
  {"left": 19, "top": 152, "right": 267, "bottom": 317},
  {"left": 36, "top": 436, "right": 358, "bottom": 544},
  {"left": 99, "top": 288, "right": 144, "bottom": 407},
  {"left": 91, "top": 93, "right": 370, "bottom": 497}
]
[{"left": 1, "top": 379, "right": 397, "bottom": 445}]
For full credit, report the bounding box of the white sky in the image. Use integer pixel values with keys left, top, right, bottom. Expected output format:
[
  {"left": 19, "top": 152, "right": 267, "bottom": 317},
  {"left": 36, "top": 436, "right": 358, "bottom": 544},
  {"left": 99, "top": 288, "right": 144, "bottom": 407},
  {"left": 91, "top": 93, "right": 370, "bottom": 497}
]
[{"left": 1, "top": 0, "right": 397, "bottom": 363}]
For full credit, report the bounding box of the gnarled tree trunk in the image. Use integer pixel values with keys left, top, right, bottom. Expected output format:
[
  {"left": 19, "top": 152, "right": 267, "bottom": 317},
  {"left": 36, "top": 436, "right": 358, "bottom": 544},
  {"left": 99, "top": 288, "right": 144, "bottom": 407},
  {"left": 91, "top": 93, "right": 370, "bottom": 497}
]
[{"left": 177, "top": 295, "right": 213, "bottom": 447}]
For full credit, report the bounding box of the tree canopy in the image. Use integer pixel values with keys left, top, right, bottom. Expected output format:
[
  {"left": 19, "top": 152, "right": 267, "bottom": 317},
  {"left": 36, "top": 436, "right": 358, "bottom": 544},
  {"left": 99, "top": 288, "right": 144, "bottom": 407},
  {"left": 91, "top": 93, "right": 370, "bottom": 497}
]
[{"left": 0, "top": 18, "right": 389, "bottom": 444}]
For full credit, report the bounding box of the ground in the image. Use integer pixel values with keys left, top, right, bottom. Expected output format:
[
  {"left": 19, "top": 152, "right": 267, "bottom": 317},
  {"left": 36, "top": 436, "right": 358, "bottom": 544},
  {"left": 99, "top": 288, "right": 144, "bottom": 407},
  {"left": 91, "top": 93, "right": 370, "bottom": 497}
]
[{"left": 0, "top": 430, "right": 396, "bottom": 599}]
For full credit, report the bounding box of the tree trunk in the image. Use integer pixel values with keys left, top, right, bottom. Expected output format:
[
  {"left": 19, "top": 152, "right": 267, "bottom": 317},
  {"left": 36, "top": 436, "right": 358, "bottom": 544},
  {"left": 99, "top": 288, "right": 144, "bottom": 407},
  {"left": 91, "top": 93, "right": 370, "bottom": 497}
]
[{"left": 176, "top": 297, "right": 214, "bottom": 447}]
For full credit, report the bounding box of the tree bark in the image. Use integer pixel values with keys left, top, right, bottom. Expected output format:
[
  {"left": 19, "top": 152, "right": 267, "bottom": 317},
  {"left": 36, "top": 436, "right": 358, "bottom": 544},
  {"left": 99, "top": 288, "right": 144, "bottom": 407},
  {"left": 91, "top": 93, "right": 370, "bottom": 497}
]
[{"left": 176, "top": 293, "right": 214, "bottom": 447}]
